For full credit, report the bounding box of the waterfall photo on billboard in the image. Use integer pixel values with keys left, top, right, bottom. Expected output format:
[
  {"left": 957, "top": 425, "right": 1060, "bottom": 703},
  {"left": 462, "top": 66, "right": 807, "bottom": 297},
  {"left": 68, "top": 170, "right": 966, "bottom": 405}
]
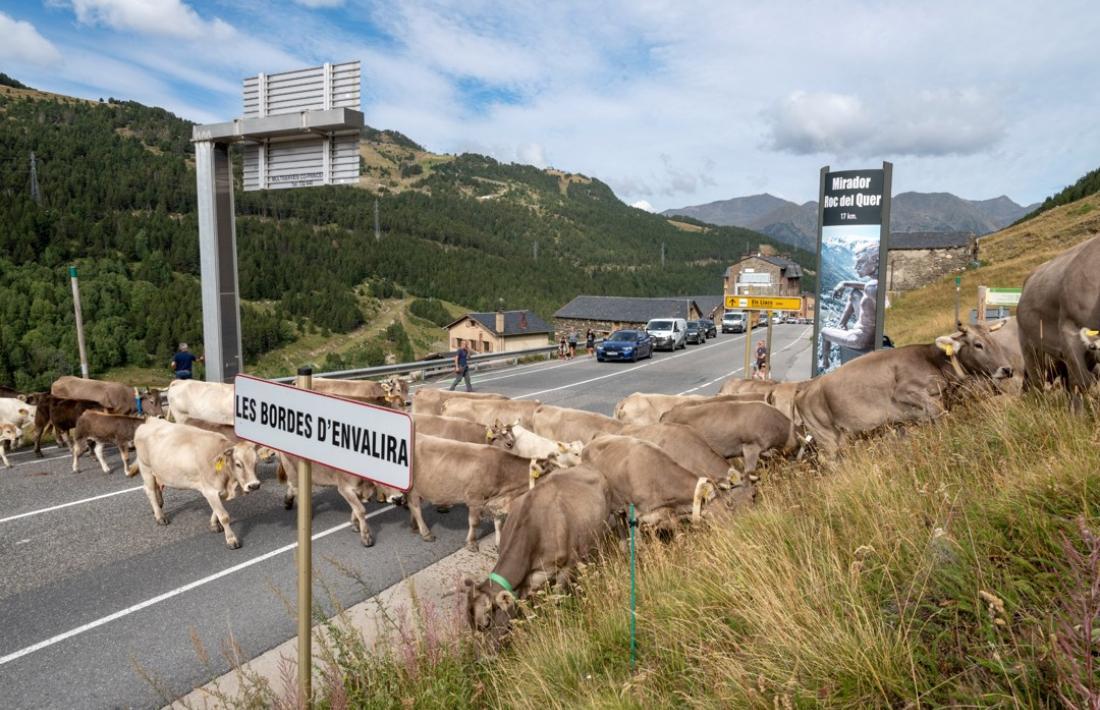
[{"left": 816, "top": 224, "right": 884, "bottom": 374}]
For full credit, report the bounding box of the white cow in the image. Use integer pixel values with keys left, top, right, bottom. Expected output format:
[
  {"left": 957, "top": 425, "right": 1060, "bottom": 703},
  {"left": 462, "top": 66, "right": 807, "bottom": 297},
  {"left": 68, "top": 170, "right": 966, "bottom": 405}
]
[
  {"left": 0, "top": 399, "right": 35, "bottom": 430},
  {"left": 485, "top": 421, "right": 583, "bottom": 480},
  {"left": 129, "top": 418, "right": 260, "bottom": 549},
  {"left": 167, "top": 380, "right": 234, "bottom": 426},
  {"left": 0, "top": 423, "right": 22, "bottom": 467}
]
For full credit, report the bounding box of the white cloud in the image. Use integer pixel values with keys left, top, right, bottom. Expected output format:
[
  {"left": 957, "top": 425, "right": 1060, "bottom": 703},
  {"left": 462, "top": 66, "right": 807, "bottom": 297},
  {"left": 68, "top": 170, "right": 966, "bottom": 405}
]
[
  {"left": 292, "top": 0, "right": 345, "bottom": 7},
  {"left": 631, "top": 200, "right": 655, "bottom": 212},
  {"left": 0, "top": 12, "right": 62, "bottom": 66},
  {"left": 69, "top": 0, "right": 232, "bottom": 40}
]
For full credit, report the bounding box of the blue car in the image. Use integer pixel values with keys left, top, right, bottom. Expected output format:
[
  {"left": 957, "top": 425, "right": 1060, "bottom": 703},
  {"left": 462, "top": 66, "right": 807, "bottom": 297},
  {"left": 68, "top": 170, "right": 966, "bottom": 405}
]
[{"left": 596, "top": 329, "right": 653, "bottom": 362}]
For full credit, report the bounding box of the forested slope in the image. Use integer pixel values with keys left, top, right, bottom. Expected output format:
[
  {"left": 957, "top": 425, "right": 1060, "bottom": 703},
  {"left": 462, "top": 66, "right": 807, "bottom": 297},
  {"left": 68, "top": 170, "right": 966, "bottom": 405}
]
[{"left": 0, "top": 80, "right": 808, "bottom": 388}]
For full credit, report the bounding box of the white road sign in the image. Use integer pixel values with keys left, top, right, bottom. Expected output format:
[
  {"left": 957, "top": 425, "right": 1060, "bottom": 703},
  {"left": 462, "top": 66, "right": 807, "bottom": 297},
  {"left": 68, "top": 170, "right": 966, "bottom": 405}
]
[{"left": 233, "top": 374, "right": 412, "bottom": 491}]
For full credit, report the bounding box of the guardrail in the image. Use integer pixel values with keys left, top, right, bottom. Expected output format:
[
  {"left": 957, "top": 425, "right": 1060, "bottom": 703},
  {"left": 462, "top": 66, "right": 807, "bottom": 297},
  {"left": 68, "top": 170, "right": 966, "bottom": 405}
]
[{"left": 269, "top": 343, "right": 562, "bottom": 384}]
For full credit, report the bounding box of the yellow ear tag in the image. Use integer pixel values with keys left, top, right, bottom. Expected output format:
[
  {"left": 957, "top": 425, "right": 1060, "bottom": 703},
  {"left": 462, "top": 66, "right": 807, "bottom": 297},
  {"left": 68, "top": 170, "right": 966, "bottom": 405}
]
[
  {"left": 939, "top": 342, "right": 954, "bottom": 357},
  {"left": 215, "top": 458, "right": 224, "bottom": 472},
  {"left": 1089, "top": 330, "right": 1099, "bottom": 337}
]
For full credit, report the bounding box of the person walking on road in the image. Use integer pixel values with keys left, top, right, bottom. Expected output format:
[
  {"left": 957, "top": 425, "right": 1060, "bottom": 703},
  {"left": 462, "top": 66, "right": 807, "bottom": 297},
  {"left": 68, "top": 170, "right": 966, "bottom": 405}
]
[
  {"left": 170, "top": 343, "right": 202, "bottom": 380},
  {"left": 568, "top": 330, "right": 578, "bottom": 359},
  {"left": 585, "top": 329, "right": 596, "bottom": 357},
  {"left": 449, "top": 341, "right": 473, "bottom": 392},
  {"left": 753, "top": 339, "right": 768, "bottom": 380}
]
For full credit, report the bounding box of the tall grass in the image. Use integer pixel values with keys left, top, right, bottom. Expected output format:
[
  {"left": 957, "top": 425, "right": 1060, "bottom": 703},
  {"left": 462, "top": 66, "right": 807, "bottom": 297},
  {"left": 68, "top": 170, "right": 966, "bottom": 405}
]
[{"left": 296, "top": 392, "right": 1098, "bottom": 708}]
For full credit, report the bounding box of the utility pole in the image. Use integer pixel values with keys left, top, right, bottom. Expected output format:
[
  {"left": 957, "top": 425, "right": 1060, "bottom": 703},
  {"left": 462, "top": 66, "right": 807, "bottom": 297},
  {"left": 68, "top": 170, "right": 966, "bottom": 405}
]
[
  {"left": 660, "top": 242, "right": 666, "bottom": 268},
  {"left": 373, "top": 198, "right": 380, "bottom": 241},
  {"left": 29, "top": 151, "right": 41, "bottom": 205},
  {"left": 69, "top": 266, "right": 89, "bottom": 378}
]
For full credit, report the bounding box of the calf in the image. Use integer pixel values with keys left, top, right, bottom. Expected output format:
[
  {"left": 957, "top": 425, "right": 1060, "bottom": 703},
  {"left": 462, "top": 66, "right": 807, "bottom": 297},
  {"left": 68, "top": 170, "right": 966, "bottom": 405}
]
[
  {"left": 661, "top": 400, "right": 800, "bottom": 475},
  {"left": 0, "top": 423, "right": 22, "bottom": 467},
  {"left": 413, "top": 413, "right": 492, "bottom": 444},
  {"left": 276, "top": 453, "right": 378, "bottom": 547},
  {"left": 440, "top": 397, "right": 541, "bottom": 429},
  {"left": 408, "top": 434, "right": 541, "bottom": 551},
  {"left": 0, "top": 398, "right": 35, "bottom": 430},
  {"left": 486, "top": 421, "right": 583, "bottom": 477},
  {"left": 129, "top": 419, "right": 260, "bottom": 549},
  {"left": 412, "top": 389, "right": 507, "bottom": 416},
  {"left": 71, "top": 411, "right": 143, "bottom": 474},
  {"left": 28, "top": 395, "right": 102, "bottom": 457},
  {"left": 462, "top": 465, "right": 613, "bottom": 637},
  {"left": 531, "top": 404, "right": 623, "bottom": 443}
]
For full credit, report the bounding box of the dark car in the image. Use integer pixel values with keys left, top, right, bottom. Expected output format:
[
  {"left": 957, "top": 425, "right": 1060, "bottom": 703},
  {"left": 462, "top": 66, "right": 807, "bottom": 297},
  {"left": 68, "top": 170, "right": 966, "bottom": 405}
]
[
  {"left": 699, "top": 319, "right": 717, "bottom": 338},
  {"left": 596, "top": 329, "right": 653, "bottom": 362},
  {"left": 684, "top": 321, "right": 706, "bottom": 345}
]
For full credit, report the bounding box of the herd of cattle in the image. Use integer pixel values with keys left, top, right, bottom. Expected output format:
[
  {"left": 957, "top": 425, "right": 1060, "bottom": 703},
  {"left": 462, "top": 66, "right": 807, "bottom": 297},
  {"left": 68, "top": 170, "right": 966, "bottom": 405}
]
[{"left": 0, "top": 235, "right": 1096, "bottom": 634}]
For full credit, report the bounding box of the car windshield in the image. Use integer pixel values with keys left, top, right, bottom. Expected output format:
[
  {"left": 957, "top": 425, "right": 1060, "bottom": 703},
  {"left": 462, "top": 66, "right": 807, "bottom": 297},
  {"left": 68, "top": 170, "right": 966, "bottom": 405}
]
[
  {"left": 724, "top": 313, "right": 742, "bottom": 320},
  {"left": 686, "top": 322, "right": 700, "bottom": 330},
  {"left": 609, "top": 331, "right": 637, "bottom": 342},
  {"left": 648, "top": 321, "right": 673, "bottom": 330}
]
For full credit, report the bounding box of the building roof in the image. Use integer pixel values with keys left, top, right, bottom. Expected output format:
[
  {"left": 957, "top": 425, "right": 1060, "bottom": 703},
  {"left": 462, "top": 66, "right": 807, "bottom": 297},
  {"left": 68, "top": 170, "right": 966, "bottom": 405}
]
[
  {"left": 554, "top": 296, "right": 701, "bottom": 323},
  {"left": 889, "top": 231, "right": 974, "bottom": 250},
  {"left": 725, "top": 254, "right": 803, "bottom": 280},
  {"left": 682, "top": 295, "right": 725, "bottom": 317},
  {"left": 445, "top": 310, "right": 552, "bottom": 336}
]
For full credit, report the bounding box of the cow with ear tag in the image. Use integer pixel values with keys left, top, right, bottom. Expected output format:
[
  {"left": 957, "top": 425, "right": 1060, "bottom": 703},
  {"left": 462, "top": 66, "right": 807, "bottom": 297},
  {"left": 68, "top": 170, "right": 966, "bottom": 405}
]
[{"left": 793, "top": 323, "right": 1014, "bottom": 456}]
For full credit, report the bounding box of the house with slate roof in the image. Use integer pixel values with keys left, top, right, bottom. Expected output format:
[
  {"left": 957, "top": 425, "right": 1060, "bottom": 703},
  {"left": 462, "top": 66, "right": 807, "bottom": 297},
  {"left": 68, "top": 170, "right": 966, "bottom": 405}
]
[
  {"left": 552, "top": 296, "right": 702, "bottom": 337},
  {"left": 724, "top": 254, "right": 803, "bottom": 301},
  {"left": 444, "top": 310, "right": 552, "bottom": 353},
  {"left": 886, "top": 232, "right": 977, "bottom": 292}
]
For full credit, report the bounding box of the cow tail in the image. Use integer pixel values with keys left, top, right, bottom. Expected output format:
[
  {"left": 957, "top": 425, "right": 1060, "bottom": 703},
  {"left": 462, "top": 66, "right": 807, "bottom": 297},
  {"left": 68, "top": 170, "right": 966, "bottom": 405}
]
[{"left": 126, "top": 460, "right": 139, "bottom": 477}]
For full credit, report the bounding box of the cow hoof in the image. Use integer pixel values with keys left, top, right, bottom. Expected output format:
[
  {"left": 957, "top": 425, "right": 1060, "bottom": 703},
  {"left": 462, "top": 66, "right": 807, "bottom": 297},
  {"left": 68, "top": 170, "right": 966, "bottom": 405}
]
[
  {"left": 421, "top": 533, "right": 437, "bottom": 543},
  {"left": 226, "top": 539, "right": 241, "bottom": 550},
  {"left": 283, "top": 498, "right": 294, "bottom": 510},
  {"left": 157, "top": 516, "right": 170, "bottom": 526},
  {"left": 35, "top": 451, "right": 43, "bottom": 458},
  {"left": 361, "top": 536, "right": 374, "bottom": 548},
  {"left": 464, "top": 541, "right": 479, "bottom": 553}
]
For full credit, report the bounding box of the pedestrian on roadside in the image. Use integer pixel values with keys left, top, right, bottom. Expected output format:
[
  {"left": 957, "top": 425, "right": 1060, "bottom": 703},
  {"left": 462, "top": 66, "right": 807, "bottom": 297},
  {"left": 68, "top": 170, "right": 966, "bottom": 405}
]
[
  {"left": 170, "top": 342, "right": 203, "bottom": 380},
  {"left": 754, "top": 339, "right": 768, "bottom": 380},
  {"left": 568, "top": 330, "right": 578, "bottom": 359},
  {"left": 559, "top": 335, "right": 568, "bottom": 359},
  {"left": 585, "top": 329, "right": 596, "bottom": 356},
  {"left": 449, "top": 341, "right": 473, "bottom": 392}
]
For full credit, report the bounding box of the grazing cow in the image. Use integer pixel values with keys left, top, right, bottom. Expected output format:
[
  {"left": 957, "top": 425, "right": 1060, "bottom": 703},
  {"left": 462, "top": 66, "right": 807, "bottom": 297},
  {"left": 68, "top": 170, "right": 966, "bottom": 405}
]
[
  {"left": 312, "top": 376, "right": 409, "bottom": 409},
  {"left": 531, "top": 404, "right": 623, "bottom": 443},
  {"left": 71, "top": 411, "right": 144, "bottom": 474},
  {"left": 51, "top": 376, "right": 163, "bottom": 417},
  {"left": 1017, "top": 234, "right": 1100, "bottom": 400},
  {"left": 718, "top": 378, "right": 780, "bottom": 397},
  {"left": 983, "top": 318, "right": 1025, "bottom": 394},
  {"left": 275, "top": 453, "right": 378, "bottom": 547},
  {"left": 581, "top": 435, "right": 722, "bottom": 531},
  {"left": 764, "top": 381, "right": 806, "bottom": 420},
  {"left": 129, "top": 419, "right": 260, "bottom": 549},
  {"left": 0, "top": 423, "right": 22, "bottom": 467},
  {"left": 27, "top": 395, "right": 102, "bottom": 457},
  {"left": 167, "top": 380, "right": 233, "bottom": 425},
  {"left": 486, "top": 421, "right": 583, "bottom": 475},
  {"left": 1081, "top": 327, "right": 1100, "bottom": 376},
  {"left": 440, "top": 397, "right": 541, "bottom": 429},
  {"left": 660, "top": 400, "right": 801, "bottom": 475},
  {"left": 407, "top": 434, "right": 542, "bottom": 551},
  {"left": 613, "top": 393, "right": 706, "bottom": 426},
  {"left": 462, "top": 465, "right": 613, "bottom": 636},
  {"left": 413, "top": 413, "right": 492, "bottom": 444},
  {"left": 411, "top": 389, "right": 507, "bottom": 416},
  {"left": 793, "top": 324, "right": 1015, "bottom": 456},
  {"left": 620, "top": 422, "right": 739, "bottom": 484}
]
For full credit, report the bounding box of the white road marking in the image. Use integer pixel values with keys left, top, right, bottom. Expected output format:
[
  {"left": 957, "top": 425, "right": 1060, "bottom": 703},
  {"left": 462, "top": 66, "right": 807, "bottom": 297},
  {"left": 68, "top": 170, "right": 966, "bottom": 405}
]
[
  {"left": 0, "top": 486, "right": 144, "bottom": 525},
  {"left": 412, "top": 356, "right": 580, "bottom": 391},
  {"left": 0, "top": 506, "right": 394, "bottom": 667},
  {"left": 7, "top": 452, "right": 73, "bottom": 469}
]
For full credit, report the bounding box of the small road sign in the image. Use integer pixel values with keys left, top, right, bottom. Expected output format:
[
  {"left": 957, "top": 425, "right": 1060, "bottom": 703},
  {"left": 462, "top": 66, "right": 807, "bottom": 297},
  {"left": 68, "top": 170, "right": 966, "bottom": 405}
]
[
  {"left": 725, "top": 295, "right": 804, "bottom": 311},
  {"left": 233, "top": 374, "right": 412, "bottom": 491},
  {"left": 985, "top": 287, "right": 1022, "bottom": 306}
]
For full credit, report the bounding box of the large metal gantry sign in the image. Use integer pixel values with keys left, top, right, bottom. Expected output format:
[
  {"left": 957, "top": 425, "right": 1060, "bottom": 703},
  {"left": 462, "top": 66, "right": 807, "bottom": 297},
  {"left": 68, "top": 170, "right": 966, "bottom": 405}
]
[{"left": 191, "top": 61, "right": 363, "bottom": 382}]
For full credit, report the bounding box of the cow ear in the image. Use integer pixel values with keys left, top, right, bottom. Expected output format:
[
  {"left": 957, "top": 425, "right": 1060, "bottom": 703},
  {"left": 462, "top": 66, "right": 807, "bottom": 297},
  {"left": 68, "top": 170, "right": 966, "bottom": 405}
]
[
  {"left": 493, "top": 418, "right": 502, "bottom": 429},
  {"left": 557, "top": 441, "right": 568, "bottom": 452},
  {"left": 935, "top": 334, "right": 964, "bottom": 356},
  {"left": 381, "top": 382, "right": 393, "bottom": 393}
]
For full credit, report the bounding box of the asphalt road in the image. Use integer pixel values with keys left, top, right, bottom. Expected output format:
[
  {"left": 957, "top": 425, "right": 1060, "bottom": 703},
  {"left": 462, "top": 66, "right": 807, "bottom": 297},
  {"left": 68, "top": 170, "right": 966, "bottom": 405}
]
[{"left": 0, "top": 323, "right": 811, "bottom": 709}]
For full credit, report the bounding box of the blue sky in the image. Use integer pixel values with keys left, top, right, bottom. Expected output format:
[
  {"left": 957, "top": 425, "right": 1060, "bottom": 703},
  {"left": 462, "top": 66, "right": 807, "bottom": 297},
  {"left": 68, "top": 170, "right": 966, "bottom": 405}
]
[{"left": 2, "top": 1, "right": 1099, "bottom": 211}]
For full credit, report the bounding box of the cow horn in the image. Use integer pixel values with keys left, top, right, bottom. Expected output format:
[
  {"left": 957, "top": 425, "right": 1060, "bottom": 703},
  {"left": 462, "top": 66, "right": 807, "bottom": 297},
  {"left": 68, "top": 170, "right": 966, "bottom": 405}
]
[{"left": 988, "top": 319, "right": 1006, "bottom": 332}]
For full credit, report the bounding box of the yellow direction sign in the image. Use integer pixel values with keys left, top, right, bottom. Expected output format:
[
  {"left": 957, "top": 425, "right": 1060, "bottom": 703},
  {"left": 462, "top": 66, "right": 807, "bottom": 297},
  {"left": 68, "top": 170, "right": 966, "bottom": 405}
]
[{"left": 725, "top": 295, "right": 803, "bottom": 311}]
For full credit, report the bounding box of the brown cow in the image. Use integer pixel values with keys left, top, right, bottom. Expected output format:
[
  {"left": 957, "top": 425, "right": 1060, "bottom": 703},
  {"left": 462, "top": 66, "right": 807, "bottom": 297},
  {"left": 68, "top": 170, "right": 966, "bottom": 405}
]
[
  {"left": 413, "top": 413, "right": 491, "bottom": 444},
  {"left": 440, "top": 397, "right": 541, "bottom": 429},
  {"left": 462, "top": 465, "right": 613, "bottom": 637},
  {"left": 531, "top": 404, "right": 623, "bottom": 443},
  {"left": 29, "top": 394, "right": 103, "bottom": 457},
  {"left": 71, "top": 411, "right": 144, "bottom": 474},
  {"left": 619, "top": 422, "right": 739, "bottom": 484},
  {"left": 1017, "top": 234, "right": 1100, "bottom": 401},
  {"left": 718, "top": 378, "right": 780, "bottom": 397},
  {"left": 660, "top": 400, "right": 801, "bottom": 475},
  {"left": 613, "top": 393, "right": 706, "bottom": 426},
  {"left": 51, "top": 376, "right": 163, "bottom": 417},
  {"left": 0, "top": 384, "right": 24, "bottom": 400},
  {"left": 411, "top": 389, "right": 507, "bottom": 416},
  {"left": 276, "top": 453, "right": 378, "bottom": 547},
  {"left": 793, "top": 324, "right": 1015, "bottom": 456},
  {"left": 407, "top": 434, "right": 541, "bottom": 551},
  {"left": 312, "top": 376, "right": 409, "bottom": 409}
]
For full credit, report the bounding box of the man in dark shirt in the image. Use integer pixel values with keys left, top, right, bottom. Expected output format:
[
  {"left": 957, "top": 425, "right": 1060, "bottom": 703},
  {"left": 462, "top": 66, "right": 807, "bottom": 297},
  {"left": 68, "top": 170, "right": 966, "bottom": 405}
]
[
  {"left": 448, "top": 341, "right": 473, "bottom": 392},
  {"left": 170, "top": 343, "right": 202, "bottom": 380}
]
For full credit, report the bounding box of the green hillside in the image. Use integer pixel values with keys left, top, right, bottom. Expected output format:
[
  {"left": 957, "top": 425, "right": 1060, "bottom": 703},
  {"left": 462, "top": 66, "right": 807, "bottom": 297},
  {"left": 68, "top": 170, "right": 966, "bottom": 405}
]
[
  {"left": 0, "top": 80, "right": 810, "bottom": 389},
  {"left": 1020, "top": 164, "right": 1100, "bottom": 223}
]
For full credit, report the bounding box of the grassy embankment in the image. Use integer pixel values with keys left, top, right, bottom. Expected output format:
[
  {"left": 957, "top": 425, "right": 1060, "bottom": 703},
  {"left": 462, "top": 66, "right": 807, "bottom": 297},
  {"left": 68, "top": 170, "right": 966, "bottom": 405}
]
[{"left": 887, "top": 192, "right": 1100, "bottom": 344}]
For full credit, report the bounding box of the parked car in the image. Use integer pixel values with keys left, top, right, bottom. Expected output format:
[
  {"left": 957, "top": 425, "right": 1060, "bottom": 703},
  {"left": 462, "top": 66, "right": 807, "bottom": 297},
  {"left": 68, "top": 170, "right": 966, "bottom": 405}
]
[
  {"left": 596, "top": 329, "right": 653, "bottom": 362},
  {"left": 646, "top": 318, "right": 687, "bottom": 350},
  {"left": 684, "top": 321, "right": 706, "bottom": 345},
  {"left": 722, "top": 311, "right": 746, "bottom": 333},
  {"left": 699, "top": 319, "right": 717, "bottom": 338}
]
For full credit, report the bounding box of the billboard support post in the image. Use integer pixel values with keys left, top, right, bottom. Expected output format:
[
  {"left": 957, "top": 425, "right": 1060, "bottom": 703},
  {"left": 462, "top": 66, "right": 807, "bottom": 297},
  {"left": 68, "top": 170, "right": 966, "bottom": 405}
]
[
  {"left": 295, "top": 367, "right": 313, "bottom": 708},
  {"left": 743, "top": 319, "right": 753, "bottom": 380},
  {"left": 811, "top": 165, "right": 828, "bottom": 378},
  {"left": 765, "top": 312, "right": 773, "bottom": 379}
]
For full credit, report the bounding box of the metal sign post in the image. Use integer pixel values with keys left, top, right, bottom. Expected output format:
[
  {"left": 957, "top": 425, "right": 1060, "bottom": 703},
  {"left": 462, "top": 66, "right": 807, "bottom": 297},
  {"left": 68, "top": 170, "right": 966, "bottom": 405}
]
[
  {"left": 68, "top": 266, "right": 89, "bottom": 379},
  {"left": 765, "top": 311, "right": 774, "bottom": 380},
  {"left": 743, "top": 317, "right": 754, "bottom": 380},
  {"left": 295, "top": 367, "right": 313, "bottom": 706}
]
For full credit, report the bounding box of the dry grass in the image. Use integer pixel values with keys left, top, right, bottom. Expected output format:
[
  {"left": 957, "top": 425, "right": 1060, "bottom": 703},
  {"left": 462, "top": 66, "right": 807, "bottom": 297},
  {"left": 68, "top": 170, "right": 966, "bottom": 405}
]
[
  {"left": 887, "top": 192, "right": 1100, "bottom": 344},
  {"left": 666, "top": 219, "right": 707, "bottom": 233}
]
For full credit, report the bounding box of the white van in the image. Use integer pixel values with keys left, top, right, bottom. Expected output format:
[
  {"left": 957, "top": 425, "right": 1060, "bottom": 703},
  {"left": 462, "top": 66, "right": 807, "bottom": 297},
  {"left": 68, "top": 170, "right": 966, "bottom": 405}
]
[
  {"left": 722, "top": 311, "right": 746, "bottom": 334},
  {"left": 646, "top": 318, "right": 687, "bottom": 351}
]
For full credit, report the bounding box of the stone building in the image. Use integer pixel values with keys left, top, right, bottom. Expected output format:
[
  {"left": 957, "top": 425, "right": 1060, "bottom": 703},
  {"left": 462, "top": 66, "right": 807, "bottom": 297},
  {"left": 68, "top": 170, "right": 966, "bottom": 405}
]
[
  {"left": 887, "top": 232, "right": 977, "bottom": 292},
  {"left": 723, "top": 255, "right": 803, "bottom": 300},
  {"left": 553, "top": 296, "right": 702, "bottom": 337},
  {"left": 444, "top": 310, "right": 552, "bottom": 353}
]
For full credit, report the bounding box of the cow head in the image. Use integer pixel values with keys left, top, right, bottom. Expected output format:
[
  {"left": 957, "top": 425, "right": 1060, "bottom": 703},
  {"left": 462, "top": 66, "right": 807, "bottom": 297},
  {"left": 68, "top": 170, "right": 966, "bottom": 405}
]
[
  {"left": 486, "top": 419, "right": 515, "bottom": 449},
  {"left": 140, "top": 389, "right": 165, "bottom": 418},
  {"left": 462, "top": 576, "right": 517, "bottom": 637},
  {"left": 217, "top": 442, "right": 261, "bottom": 492},
  {"left": 935, "top": 324, "right": 1014, "bottom": 380},
  {"left": 1080, "top": 328, "right": 1100, "bottom": 354},
  {"left": 551, "top": 440, "right": 584, "bottom": 468},
  {"left": 380, "top": 377, "right": 408, "bottom": 409},
  {"left": 528, "top": 456, "right": 559, "bottom": 488},
  {"left": 0, "top": 423, "right": 22, "bottom": 446}
]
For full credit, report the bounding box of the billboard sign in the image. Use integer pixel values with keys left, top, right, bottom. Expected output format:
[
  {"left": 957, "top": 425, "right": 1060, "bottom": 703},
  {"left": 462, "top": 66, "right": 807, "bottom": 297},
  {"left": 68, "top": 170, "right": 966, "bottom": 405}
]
[{"left": 812, "top": 163, "right": 893, "bottom": 376}]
